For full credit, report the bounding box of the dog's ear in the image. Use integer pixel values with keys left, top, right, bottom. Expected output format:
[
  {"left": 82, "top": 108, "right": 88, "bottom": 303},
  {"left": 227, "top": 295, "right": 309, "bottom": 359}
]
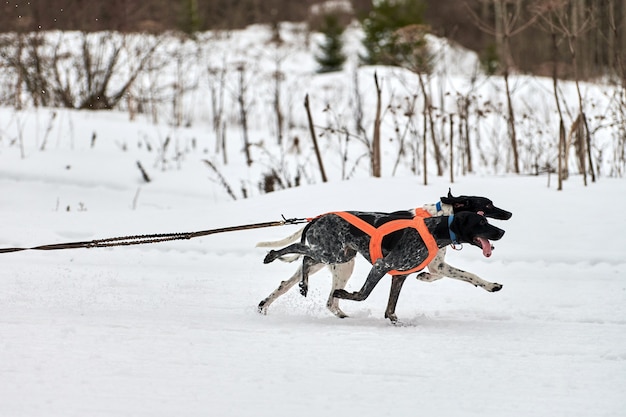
[
  {"left": 441, "top": 189, "right": 463, "bottom": 206},
  {"left": 441, "top": 188, "right": 453, "bottom": 204},
  {"left": 441, "top": 197, "right": 470, "bottom": 209}
]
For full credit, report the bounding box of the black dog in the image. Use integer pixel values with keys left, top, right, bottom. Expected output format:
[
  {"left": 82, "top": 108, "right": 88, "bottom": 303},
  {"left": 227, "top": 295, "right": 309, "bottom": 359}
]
[
  {"left": 257, "top": 190, "right": 512, "bottom": 318},
  {"left": 263, "top": 211, "right": 505, "bottom": 323}
]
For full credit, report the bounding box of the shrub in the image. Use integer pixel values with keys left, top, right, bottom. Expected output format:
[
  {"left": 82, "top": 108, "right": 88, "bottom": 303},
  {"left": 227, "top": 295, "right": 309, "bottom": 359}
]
[{"left": 360, "top": 0, "right": 427, "bottom": 65}]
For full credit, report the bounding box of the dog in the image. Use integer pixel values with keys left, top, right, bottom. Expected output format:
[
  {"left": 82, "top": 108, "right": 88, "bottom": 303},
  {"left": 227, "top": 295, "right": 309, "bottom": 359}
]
[
  {"left": 263, "top": 208, "right": 506, "bottom": 323},
  {"left": 258, "top": 191, "right": 512, "bottom": 319}
]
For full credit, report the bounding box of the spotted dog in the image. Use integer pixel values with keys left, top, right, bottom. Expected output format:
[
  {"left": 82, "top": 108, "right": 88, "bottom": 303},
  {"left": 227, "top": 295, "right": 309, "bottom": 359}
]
[
  {"left": 263, "top": 208, "right": 506, "bottom": 323},
  {"left": 258, "top": 191, "right": 512, "bottom": 319}
]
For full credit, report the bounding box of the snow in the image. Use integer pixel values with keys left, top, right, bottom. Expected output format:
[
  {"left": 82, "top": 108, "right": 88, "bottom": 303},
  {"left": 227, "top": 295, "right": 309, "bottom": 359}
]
[
  {"left": 2, "top": 155, "right": 625, "bottom": 417},
  {"left": 1, "top": 24, "right": 625, "bottom": 417}
]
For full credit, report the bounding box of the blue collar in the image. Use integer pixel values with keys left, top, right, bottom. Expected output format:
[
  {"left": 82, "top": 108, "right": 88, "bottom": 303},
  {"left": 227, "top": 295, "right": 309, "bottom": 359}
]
[
  {"left": 436, "top": 201, "right": 442, "bottom": 213},
  {"left": 448, "top": 215, "right": 457, "bottom": 243}
]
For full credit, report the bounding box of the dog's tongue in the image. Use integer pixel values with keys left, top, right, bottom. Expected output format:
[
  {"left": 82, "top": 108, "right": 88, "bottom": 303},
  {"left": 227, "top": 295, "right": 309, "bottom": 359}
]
[{"left": 477, "top": 237, "right": 492, "bottom": 257}]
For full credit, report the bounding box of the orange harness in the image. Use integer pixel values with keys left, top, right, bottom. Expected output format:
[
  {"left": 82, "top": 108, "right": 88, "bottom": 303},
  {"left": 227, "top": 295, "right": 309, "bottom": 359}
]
[{"left": 327, "top": 209, "right": 438, "bottom": 276}]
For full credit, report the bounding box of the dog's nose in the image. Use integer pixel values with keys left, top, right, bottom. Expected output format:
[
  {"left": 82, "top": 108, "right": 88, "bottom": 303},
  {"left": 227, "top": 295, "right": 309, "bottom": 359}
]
[{"left": 495, "top": 208, "right": 513, "bottom": 220}]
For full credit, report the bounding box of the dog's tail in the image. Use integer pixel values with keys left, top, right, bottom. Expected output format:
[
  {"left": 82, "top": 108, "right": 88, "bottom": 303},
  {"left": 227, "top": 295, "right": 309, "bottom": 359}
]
[
  {"left": 256, "top": 227, "right": 305, "bottom": 248},
  {"left": 256, "top": 227, "right": 305, "bottom": 263}
]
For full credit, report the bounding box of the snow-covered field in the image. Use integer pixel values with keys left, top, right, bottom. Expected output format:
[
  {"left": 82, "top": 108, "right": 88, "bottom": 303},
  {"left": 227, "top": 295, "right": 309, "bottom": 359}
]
[
  {"left": 1, "top": 23, "right": 625, "bottom": 417},
  {"left": 1, "top": 137, "right": 625, "bottom": 416}
]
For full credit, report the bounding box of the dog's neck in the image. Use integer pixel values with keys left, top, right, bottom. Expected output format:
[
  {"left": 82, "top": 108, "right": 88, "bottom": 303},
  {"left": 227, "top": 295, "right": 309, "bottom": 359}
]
[
  {"left": 427, "top": 215, "right": 457, "bottom": 247},
  {"left": 423, "top": 201, "right": 453, "bottom": 216}
]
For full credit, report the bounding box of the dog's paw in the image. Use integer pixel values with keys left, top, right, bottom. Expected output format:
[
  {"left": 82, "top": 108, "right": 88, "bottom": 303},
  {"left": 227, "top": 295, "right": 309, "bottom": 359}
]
[
  {"left": 299, "top": 282, "right": 308, "bottom": 297},
  {"left": 385, "top": 311, "right": 399, "bottom": 324},
  {"left": 332, "top": 309, "right": 349, "bottom": 319},
  {"left": 258, "top": 300, "right": 268, "bottom": 315},
  {"left": 333, "top": 289, "right": 349, "bottom": 299},
  {"left": 263, "top": 250, "right": 277, "bottom": 264},
  {"left": 327, "top": 301, "right": 349, "bottom": 319},
  {"left": 418, "top": 272, "right": 438, "bottom": 283},
  {"left": 483, "top": 282, "right": 503, "bottom": 292},
  {"left": 416, "top": 271, "right": 445, "bottom": 283},
  {"left": 416, "top": 271, "right": 429, "bottom": 281}
]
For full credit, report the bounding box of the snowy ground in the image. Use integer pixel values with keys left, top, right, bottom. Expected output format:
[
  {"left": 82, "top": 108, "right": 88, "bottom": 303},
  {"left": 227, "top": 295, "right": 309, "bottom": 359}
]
[
  {"left": 1, "top": 143, "right": 625, "bottom": 416},
  {"left": 0, "top": 22, "right": 625, "bottom": 417}
]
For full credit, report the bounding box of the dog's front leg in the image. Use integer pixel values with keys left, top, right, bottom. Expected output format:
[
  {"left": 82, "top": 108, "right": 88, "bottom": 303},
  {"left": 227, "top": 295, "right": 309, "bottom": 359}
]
[
  {"left": 385, "top": 274, "right": 408, "bottom": 323},
  {"left": 416, "top": 249, "right": 446, "bottom": 282},
  {"left": 333, "top": 261, "right": 388, "bottom": 302},
  {"left": 438, "top": 263, "right": 503, "bottom": 292}
]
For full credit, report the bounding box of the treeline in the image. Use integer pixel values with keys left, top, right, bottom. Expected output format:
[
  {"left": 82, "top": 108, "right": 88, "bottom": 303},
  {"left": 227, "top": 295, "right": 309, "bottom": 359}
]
[
  {"left": 1, "top": 0, "right": 624, "bottom": 80},
  {"left": 431, "top": 0, "right": 626, "bottom": 80},
  {"left": 1, "top": 0, "right": 323, "bottom": 32}
]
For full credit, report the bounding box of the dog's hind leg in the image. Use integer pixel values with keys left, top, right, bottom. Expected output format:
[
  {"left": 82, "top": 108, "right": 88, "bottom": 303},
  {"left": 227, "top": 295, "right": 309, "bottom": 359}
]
[
  {"left": 299, "top": 256, "right": 318, "bottom": 297},
  {"left": 333, "top": 260, "right": 389, "bottom": 302},
  {"left": 326, "top": 260, "right": 355, "bottom": 318},
  {"left": 258, "top": 263, "right": 325, "bottom": 315},
  {"left": 384, "top": 274, "right": 408, "bottom": 323},
  {"left": 263, "top": 243, "right": 314, "bottom": 264}
]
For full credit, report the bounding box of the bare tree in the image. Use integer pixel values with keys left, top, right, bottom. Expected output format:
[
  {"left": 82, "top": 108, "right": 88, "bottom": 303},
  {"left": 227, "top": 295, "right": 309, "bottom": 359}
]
[
  {"left": 534, "top": 0, "right": 595, "bottom": 185},
  {"left": 372, "top": 72, "right": 382, "bottom": 177},
  {"left": 207, "top": 60, "right": 227, "bottom": 157},
  {"left": 467, "top": 0, "right": 537, "bottom": 174},
  {"left": 607, "top": 0, "right": 625, "bottom": 86},
  {"left": 272, "top": 64, "right": 285, "bottom": 146},
  {"left": 449, "top": 113, "right": 455, "bottom": 183},
  {"left": 394, "top": 24, "right": 444, "bottom": 180},
  {"left": 607, "top": 0, "right": 626, "bottom": 177},
  {"left": 4, "top": 33, "right": 52, "bottom": 107},
  {"left": 235, "top": 62, "right": 253, "bottom": 166},
  {"left": 304, "top": 94, "right": 328, "bottom": 182},
  {"left": 456, "top": 91, "right": 474, "bottom": 174},
  {"left": 533, "top": 0, "right": 567, "bottom": 189},
  {"left": 351, "top": 67, "right": 367, "bottom": 139},
  {"left": 391, "top": 93, "right": 419, "bottom": 176},
  {"left": 13, "top": 32, "right": 163, "bottom": 110},
  {"left": 267, "top": 43, "right": 286, "bottom": 146},
  {"left": 76, "top": 33, "right": 161, "bottom": 109},
  {"left": 171, "top": 37, "right": 200, "bottom": 127}
]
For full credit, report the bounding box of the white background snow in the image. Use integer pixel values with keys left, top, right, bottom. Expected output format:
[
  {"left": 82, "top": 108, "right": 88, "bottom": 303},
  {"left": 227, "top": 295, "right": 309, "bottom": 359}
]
[{"left": 1, "top": 24, "right": 625, "bottom": 417}]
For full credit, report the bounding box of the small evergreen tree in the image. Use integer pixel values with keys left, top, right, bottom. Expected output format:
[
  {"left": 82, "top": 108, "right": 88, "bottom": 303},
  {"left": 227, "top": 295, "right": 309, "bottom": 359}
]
[{"left": 315, "top": 13, "right": 347, "bottom": 73}]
